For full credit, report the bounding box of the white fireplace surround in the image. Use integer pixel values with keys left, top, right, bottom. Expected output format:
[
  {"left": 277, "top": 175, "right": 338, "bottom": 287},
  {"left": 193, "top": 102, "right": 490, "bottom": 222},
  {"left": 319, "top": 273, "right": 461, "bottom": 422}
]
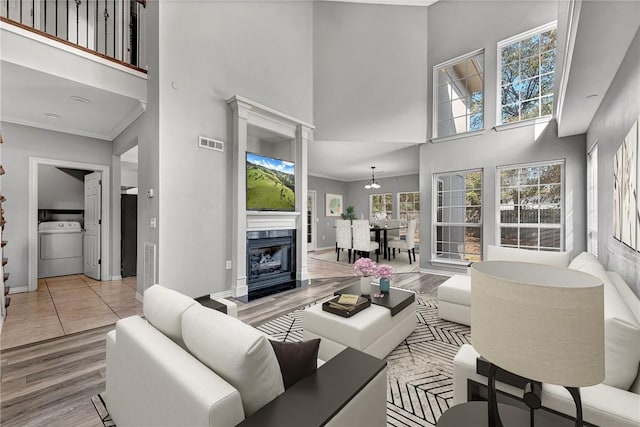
[{"left": 228, "top": 95, "right": 314, "bottom": 298}]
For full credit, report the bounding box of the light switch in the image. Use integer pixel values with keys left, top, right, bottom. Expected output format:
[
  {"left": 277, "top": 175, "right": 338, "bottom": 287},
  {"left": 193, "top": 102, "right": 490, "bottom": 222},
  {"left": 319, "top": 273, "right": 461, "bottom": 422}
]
[{"left": 150, "top": 217, "right": 157, "bottom": 228}]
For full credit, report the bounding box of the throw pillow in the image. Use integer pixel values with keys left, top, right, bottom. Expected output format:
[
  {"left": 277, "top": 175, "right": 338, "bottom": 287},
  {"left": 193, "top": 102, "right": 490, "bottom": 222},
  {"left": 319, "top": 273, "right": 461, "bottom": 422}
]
[
  {"left": 269, "top": 339, "right": 321, "bottom": 389},
  {"left": 143, "top": 285, "right": 197, "bottom": 348},
  {"left": 181, "top": 304, "right": 285, "bottom": 416}
]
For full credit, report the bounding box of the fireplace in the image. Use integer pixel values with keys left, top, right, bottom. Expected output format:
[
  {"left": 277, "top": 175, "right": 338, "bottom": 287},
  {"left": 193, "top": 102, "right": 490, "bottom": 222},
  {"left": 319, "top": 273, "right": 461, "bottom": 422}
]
[{"left": 247, "top": 229, "right": 296, "bottom": 298}]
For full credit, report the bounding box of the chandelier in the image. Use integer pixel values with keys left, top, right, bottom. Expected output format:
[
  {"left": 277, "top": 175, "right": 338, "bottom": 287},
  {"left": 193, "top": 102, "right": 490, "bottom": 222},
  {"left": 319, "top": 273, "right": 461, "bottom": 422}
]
[{"left": 364, "top": 166, "right": 381, "bottom": 189}]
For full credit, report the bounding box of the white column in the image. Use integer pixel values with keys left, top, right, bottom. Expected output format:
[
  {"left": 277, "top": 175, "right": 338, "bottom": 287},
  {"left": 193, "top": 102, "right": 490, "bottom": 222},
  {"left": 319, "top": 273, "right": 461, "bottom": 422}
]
[
  {"left": 230, "top": 101, "right": 249, "bottom": 298},
  {"left": 295, "top": 125, "right": 311, "bottom": 283}
]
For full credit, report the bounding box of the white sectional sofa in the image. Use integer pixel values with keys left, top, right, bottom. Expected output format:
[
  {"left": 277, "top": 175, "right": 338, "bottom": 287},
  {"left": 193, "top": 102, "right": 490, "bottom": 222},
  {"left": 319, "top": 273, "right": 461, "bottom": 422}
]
[
  {"left": 440, "top": 247, "right": 640, "bottom": 426},
  {"left": 105, "top": 285, "right": 387, "bottom": 427}
]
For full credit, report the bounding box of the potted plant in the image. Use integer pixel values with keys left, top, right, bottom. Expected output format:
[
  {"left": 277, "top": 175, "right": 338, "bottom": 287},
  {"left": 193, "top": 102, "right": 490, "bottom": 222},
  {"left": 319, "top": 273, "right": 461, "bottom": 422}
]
[
  {"left": 353, "top": 257, "right": 376, "bottom": 296},
  {"left": 341, "top": 206, "right": 356, "bottom": 221},
  {"left": 375, "top": 264, "right": 395, "bottom": 293}
]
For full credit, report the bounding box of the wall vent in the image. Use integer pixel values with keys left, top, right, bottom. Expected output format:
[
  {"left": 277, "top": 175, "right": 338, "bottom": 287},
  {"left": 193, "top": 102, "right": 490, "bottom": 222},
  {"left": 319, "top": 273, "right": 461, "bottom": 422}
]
[
  {"left": 143, "top": 242, "right": 157, "bottom": 291},
  {"left": 198, "top": 136, "right": 224, "bottom": 152}
]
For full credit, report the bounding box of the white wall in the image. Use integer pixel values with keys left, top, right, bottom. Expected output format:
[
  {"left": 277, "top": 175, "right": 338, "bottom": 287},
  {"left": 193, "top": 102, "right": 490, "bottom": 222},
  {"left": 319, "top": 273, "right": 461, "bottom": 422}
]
[
  {"left": 111, "top": 0, "right": 159, "bottom": 296},
  {"left": 1, "top": 122, "right": 112, "bottom": 288},
  {"left": 587, "top": 27, "right": 640, "bottom": 297},
  {"left": 422, "top": 1, "right": 587, "bottom": 273},
  {"left": 309, "top": 175, "right": 349, "bottom": 249},
  {"left": 155, "top": 1, "right": 313, "bottom": 297},
  {"left": 121, "top": 164, "right": 138, "bottom": 188},
  {"left": 313, "top": 2, "right": 428, "bottom": 143},
  {"left": 345, "top": 174, "right": 420, "bottom": 222},
  {"left": 37, "top": 165, "right": 84, "bottom": 209}
]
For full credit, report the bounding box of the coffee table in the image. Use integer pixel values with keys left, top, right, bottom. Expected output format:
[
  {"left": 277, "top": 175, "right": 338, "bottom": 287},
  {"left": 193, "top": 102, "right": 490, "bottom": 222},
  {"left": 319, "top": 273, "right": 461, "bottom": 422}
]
[{"left": 303, "top": 283, "right": 417, "bottom": 360}]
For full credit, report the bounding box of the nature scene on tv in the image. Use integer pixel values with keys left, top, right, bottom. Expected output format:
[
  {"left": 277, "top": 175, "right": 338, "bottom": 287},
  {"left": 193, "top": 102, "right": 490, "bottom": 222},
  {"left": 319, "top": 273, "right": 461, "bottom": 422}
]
[{"left": 246, "top": 152, "right": 295, "bottom": 211}]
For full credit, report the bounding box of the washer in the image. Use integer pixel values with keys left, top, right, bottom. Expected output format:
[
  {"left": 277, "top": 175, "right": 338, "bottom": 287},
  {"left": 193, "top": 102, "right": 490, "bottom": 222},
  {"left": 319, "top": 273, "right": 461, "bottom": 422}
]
[{"left": 38, "top": 221, "right": 84, "bottom": 278}]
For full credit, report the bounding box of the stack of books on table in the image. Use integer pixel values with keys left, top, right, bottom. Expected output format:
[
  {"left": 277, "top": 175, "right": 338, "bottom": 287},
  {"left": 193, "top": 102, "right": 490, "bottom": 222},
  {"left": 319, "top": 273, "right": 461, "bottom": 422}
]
[{"left": 323, "top": 294, "right": 371, "bottom": 318}]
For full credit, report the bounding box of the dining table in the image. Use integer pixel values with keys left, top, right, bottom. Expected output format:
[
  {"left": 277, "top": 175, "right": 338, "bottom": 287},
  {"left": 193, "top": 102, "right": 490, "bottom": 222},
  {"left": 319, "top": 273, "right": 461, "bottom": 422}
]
[{"left": 370, "top": 225, "right": 407, "bottom": 260}]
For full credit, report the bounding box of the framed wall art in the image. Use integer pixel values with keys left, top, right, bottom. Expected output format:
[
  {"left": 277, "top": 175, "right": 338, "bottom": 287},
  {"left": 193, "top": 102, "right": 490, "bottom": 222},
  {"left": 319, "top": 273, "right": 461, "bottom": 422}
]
[{"left": 325, "top": 193, "right": 343, "bottom": 217}]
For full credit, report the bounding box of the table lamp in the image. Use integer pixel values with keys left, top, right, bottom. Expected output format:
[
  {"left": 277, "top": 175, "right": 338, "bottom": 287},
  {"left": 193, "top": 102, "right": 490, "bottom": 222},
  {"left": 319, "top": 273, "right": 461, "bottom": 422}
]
[{"left": 470, "top": 261, "right": 604, "bottom": 427}]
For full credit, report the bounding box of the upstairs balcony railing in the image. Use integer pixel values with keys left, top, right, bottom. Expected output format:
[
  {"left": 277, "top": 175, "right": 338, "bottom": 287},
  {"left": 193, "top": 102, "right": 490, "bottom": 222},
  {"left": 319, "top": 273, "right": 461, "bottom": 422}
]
[{"left": 1, "top": 0, "right": 146, "bottom": 71}]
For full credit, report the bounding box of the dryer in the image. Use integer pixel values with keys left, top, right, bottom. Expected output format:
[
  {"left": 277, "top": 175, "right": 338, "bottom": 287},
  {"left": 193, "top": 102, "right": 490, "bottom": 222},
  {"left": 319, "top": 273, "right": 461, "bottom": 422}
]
[{"left": 38, "top": 221, "right": 84, "bottom": 278}]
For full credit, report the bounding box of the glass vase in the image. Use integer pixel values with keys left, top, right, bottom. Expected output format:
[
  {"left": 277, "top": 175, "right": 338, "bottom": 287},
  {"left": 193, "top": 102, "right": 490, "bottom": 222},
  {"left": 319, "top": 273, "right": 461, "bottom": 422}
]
[
  {"left": 360, "top": 276, "right": 371, "bottom": 296},
  {"left": 379, "top": 278, "right": 390, "bottom": 293}
]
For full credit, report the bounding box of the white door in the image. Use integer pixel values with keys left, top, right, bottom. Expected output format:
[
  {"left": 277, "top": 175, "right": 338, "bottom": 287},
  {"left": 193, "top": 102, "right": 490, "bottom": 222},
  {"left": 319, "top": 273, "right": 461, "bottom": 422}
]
[
  {"left": 84, "top": 172, "right": 102, "bottom": 279},
  {"left": 307, "top": 191, "right": 317, "bottom": 251}
]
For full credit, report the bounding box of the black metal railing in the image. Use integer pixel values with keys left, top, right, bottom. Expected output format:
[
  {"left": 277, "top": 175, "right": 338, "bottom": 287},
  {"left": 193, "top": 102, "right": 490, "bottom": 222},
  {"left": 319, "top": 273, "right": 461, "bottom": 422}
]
[{"left": 1, "top": 0, "right": 145, "bottom": 69}]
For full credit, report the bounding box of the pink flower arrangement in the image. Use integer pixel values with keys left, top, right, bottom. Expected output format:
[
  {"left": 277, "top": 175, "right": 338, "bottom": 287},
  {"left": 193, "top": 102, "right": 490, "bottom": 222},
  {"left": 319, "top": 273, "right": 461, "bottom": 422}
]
[
  {"left": 375, "top": 264, "right": 395, "bottom": 280},
  {"left": 354, "top": 257, "right": 377, "bottom": 277}
]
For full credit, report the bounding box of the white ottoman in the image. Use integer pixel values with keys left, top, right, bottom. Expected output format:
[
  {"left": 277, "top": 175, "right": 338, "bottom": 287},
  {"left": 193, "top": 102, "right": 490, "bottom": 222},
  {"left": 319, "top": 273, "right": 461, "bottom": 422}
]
[
  {"left": 437, "top": 274, "right": 471, "bottom": 325},
  {"left": 303, "top": 300, "right": 416, "bottom": 360}
]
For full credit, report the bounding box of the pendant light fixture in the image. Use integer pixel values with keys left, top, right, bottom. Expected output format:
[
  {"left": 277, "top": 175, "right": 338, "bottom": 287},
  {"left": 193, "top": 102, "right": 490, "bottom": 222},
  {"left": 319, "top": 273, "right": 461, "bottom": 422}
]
[{"left": 364, "top": 166, "right": 381, "bottom": 189}]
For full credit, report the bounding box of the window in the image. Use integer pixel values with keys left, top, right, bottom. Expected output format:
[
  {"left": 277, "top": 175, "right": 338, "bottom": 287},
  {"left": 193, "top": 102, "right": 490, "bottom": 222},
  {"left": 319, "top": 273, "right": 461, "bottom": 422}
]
[
  {"left": 498, "top": 22, "right": 557, "bottom": 124},
  {"left": 434, "top": 49, "right": 484, "bottom": 138},
  {"left": 498, "top": 161, "right": 564, "bottom": 251},
  {"left": 370, "top": 193, "right": 393, "bottom": 220},
  {"left": 433, "top": 170, "right": 482, "bottom": 262},
  {"left": 398, "top": 191, "right": 420, "bottom": 241}
]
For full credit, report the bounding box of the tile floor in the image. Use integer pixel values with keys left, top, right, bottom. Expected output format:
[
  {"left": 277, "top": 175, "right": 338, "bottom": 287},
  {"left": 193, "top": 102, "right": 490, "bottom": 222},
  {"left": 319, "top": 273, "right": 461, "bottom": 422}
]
[
  {"left": 0, "top": 252, "right": 358, "bottom": 350},
  {"left": 1, "top": 275, "right": 141, "bottom": 350}
]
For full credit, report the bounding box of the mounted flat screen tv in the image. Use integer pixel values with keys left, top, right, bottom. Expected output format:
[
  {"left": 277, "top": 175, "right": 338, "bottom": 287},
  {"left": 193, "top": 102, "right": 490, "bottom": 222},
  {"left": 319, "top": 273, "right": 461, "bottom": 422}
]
[{"left": 246, "top": 152, "right": 295, "bottom": 211}]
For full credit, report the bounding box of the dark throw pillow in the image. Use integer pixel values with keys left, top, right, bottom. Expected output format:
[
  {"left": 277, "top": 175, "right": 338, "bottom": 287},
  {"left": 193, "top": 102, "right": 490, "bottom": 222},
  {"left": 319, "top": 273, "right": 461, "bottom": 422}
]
[{"left": 269, "top": 338, "right": 321, "bottom": 389}]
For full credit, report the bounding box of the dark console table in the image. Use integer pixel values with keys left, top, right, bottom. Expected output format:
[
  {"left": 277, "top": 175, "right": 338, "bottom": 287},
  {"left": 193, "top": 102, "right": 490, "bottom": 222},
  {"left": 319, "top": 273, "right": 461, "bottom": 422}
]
[
  {"left": 239, "top": 347, "right": 386, "bottom": 426},
  {"left": 194, "top": 295, "right": 228, "bottom": 314}
]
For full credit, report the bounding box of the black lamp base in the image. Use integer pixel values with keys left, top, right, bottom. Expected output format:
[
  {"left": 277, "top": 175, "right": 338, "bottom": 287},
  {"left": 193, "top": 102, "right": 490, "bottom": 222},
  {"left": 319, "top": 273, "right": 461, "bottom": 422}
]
[{"left": 437, "top": 402, "right": 530, "bottom": 426}]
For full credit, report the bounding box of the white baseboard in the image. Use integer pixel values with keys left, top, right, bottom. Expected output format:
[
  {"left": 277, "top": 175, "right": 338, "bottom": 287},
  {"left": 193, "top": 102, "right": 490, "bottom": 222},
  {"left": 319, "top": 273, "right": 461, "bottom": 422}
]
[
  {"left": 9, "top": 286, "right": 29, "bottom": 294},
  {"left": 111, "top": 275, "right": 122, "bottom": 281},
  {"left": 210, "top": 290, "right": 232, "bottom": 299},
  {"left": 135, "top": 292, "right": 143, "bottom": 302}
]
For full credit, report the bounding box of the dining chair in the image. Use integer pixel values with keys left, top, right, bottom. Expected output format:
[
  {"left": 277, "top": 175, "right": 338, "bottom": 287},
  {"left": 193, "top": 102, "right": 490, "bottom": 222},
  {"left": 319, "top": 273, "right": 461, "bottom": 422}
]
[
  {"left": 386, "top": 219, "right": 402, "bottom": 241},
  {"left": 387, "top": 219, "right": 417, "bottom": 264},
  {"left": 352, "top": 220, "right": 379, "bottom": 262},
  {"left": 335, "top": 219, "right": 353, "bottom": 263}
]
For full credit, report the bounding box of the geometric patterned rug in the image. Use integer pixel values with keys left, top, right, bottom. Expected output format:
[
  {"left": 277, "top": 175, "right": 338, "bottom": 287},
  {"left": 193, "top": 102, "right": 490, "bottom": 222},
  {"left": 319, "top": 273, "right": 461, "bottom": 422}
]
[
  {"left": 92, "top": 296, "right": 470, "bottom": 427},
  {"left": 256, "top": 296, "right": 471, "bottom": 426}
]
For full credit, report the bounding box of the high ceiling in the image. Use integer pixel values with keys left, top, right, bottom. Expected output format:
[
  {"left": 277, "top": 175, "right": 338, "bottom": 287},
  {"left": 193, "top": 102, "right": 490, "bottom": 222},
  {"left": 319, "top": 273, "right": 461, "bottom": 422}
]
[
  {"left": 308, "top": 140, "right": 420, "bottom": 181},
  {"left": 0, "top": 61, "right": 144, "bottom": 141},
  {"left": 1, "top": 0, "right": 637, "bottom": 182},
  {"left": 556, "top": 0, "right": 640, "bottom": 137}
]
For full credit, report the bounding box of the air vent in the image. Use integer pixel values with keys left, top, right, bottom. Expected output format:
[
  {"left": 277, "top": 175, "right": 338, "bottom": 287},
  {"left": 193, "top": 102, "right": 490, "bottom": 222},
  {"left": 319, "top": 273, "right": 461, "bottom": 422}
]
[
  {"left": 198, "top": 136, "right": 224, "bottom": 152},
  {"left": 143, "top": 242, "right": 156, "bottom": 291}
]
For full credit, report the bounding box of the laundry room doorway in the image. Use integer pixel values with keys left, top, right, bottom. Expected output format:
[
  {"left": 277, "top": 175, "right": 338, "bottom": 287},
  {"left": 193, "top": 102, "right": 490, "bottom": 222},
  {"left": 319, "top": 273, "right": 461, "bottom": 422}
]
[
  {"left": 120, "top": 145, "right": 138, "bottom": 278},
  {"left": 28, "top": 158, "right": 110, "bottom": 292}
]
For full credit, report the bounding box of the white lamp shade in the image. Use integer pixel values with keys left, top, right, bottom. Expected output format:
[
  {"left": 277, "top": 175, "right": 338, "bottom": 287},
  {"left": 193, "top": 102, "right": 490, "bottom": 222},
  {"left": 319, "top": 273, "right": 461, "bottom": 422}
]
[{"left": 471, "top": 261, "right": 604, "bottom": 387}]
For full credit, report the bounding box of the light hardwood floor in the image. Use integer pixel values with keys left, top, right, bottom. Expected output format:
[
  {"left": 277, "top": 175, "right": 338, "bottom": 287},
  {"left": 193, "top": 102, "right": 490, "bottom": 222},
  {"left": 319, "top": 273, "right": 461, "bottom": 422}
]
[{"left": 0, "top": 254, "right": 449, "bottom": 426}]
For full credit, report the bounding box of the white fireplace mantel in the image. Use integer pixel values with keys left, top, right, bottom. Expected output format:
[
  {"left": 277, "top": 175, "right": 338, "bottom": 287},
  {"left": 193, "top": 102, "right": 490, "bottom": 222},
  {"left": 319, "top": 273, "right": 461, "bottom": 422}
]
[{"left": 246, "top": 211, "right": 301, "bottom": 231}]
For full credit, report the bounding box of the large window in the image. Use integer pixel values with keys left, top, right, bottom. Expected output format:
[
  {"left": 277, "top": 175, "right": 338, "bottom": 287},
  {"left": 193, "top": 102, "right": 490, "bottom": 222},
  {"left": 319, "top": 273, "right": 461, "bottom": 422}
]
[
  {"left": 370, "top": 193, "right": 393, "bottom": 220},
  {"left": 498, "top": 161, "right": 564, "bottom": 251},
  {"left": 398, "top": 191, "right": 420, "bottom": 241},
  {"left": 433, "top": 170, "right": 482, "bottom": 262},
  {"left": 434, "top": 50, "right": 484, "bottom": 138},
  {"left": 498, "top": 22, "right": 557, "bottom": 125}
]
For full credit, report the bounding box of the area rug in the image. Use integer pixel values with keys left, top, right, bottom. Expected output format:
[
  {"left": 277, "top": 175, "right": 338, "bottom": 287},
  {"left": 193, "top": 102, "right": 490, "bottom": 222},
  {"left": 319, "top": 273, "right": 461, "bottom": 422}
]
[
  {"left": 256, "top": 295, "right": 470, "bottom": 426},
  {"left": 309, "top": 248, "right": 421, "bottom": 274},
  {"left": 92, "top": 296, "right": 470, "bottom": 427}
]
